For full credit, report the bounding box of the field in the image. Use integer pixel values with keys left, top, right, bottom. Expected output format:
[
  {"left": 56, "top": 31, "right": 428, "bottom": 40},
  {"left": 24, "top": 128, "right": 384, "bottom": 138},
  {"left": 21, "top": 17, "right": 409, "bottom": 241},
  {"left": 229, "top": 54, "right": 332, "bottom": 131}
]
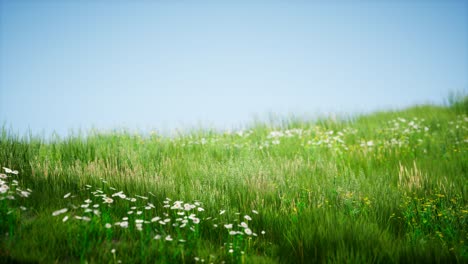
[{"left": 1, "top": 98, "right": 467, "bottom": 263}]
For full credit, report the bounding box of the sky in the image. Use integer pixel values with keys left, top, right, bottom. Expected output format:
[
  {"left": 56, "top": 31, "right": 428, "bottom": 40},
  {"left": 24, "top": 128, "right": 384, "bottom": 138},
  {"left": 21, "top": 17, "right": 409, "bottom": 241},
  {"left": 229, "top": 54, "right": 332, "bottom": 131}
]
[{"left": 1, "top": 0, "right": 467, "bottom": 137}]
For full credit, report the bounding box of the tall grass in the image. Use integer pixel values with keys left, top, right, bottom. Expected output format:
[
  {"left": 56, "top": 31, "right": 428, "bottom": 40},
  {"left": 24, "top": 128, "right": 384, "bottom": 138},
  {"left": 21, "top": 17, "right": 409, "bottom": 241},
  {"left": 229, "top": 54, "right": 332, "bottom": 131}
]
[{"left": 0, "top": 98, "right": 467, "bottom": 263}]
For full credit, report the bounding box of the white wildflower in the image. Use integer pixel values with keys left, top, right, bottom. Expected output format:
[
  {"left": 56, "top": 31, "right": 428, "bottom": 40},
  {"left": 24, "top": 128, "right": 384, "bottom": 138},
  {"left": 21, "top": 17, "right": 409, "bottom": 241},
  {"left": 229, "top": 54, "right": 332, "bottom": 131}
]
[
  {"left": 188, "top": 213, "right": 196, "bottom": 220},
  {"left": 52, "top": 208, "right": 68, "bottom": 216},
  {"left": 103, "top": 197, "right": 113, "bottom": 204},
  {"left": 184, "top": 203, "right": 194, "bottom": 211},
  {"left": 19, "top": 190, "right": 31, "bottom": 197},
  {"left": 136, "top": 223, "right": 143, "bottom": 231},
  {"left": 0, "top": 185, "right": 9, "bottom": 194},
  {"left": 112, "top": 191, "right": 126, "bottom": 199}
]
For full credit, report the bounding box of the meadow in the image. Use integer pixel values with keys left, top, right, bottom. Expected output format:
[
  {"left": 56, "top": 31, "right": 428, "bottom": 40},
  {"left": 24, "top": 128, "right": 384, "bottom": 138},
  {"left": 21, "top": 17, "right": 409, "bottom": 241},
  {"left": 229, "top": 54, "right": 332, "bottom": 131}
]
[{"left": 1, "top": 97, "right": 467, "bottom": 263}]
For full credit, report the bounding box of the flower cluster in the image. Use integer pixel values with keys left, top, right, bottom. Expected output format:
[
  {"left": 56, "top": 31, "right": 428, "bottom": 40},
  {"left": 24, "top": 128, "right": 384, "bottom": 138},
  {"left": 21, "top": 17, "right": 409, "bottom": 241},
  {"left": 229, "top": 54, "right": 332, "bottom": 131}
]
[
  {"left": 1, "top": 167, "right": 31, "bottom": 201},
  {"left": 51, "top": 180, "right": 266, "bottom": 261}
]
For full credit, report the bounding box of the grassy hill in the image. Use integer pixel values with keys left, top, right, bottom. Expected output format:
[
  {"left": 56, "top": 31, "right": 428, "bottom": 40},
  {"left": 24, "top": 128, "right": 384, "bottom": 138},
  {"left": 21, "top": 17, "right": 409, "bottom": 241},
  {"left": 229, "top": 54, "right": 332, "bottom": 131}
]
[{"left": 1, "top": 99, "right": 467, "bottom": 263}]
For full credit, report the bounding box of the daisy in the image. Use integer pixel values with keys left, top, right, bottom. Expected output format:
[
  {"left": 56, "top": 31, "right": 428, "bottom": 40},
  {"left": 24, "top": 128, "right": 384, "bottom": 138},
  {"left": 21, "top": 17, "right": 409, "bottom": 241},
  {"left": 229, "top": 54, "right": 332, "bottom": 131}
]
[
  {"left": 102, "top": 197, "right": 114, "bottom": 203},
  {"left": 0, "top": 185, "right": 9, "bottom": 194},
  {"left": 52, "top": 208, "right": 68, "bottom": 216}
]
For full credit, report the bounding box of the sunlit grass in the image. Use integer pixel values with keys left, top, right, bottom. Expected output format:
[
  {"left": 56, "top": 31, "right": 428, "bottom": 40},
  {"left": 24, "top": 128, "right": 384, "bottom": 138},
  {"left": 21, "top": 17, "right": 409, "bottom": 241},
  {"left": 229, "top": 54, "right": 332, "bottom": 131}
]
[{"left": 0, "top": 97, "right": 467, "bottom": 263}]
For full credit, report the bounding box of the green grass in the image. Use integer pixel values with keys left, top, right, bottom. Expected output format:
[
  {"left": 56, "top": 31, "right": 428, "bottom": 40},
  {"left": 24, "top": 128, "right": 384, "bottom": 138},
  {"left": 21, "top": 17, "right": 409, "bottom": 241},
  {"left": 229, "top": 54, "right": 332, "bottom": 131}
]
[{"left": 1, "top": 98, "right": 467, "bottom": 263}]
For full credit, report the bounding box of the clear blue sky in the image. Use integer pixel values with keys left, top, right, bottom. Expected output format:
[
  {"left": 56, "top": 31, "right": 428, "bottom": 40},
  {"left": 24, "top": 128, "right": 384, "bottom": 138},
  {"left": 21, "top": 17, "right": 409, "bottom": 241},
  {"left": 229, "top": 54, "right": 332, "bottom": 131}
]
[{"left": 1, "top": 0, "right": 467, "bottom": 136}]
